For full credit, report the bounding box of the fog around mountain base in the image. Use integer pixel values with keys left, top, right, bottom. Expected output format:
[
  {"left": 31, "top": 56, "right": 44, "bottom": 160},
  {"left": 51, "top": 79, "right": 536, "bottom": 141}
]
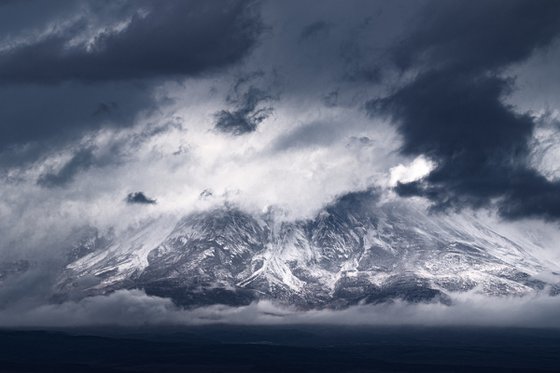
[{"left": 1, "top": 289, "right": 559, "bottom": 328}]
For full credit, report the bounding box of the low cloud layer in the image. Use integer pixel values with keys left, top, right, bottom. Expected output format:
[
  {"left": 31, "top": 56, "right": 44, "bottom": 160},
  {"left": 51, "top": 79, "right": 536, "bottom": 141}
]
[{"left": 2, "top": 289, "right": 560, "bottom": 328}]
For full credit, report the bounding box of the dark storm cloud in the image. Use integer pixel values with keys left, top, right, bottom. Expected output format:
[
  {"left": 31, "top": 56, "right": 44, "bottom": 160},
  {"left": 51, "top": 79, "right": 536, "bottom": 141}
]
[
  {"left": 0, "top": 0, "right": 74, "bottom": 36},
  {"left": 0, "top": 0, "right": 264, "bottom": 159},
  {"left": 367, "top": 0, "right": 560, "bottom": 220},
  {"left": 0, "top": 0, "right": 263, "bottom": 83},
  {"left": 321, "top": 89, "right": 339, "bottom": 107},
  {"left": 126, "top": 192, "right": 157, "bottom": 205},
  {"left": 339, "top": 40, "right": 382, "bottom": 84},
  {"left": 214, "top": 72, "right": 275, "bottom": 135},
  {"left": 299, "top": 21, "right": 331, "bottom": 41},
  {"left": 0, "top": 82, "right": 154, "bottom": 153},
  {"left": 391, "top": 0, "right": 560, "bottom": 74}
]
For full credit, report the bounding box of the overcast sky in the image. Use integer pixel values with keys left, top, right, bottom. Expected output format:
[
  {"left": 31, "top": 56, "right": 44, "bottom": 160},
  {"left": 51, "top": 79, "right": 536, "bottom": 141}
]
[
  {"left": 1, "top": 0, "right": 560, "bottom": 324},
  {"left": 1, "top": 0, "right": 559, "bottom": 245}
]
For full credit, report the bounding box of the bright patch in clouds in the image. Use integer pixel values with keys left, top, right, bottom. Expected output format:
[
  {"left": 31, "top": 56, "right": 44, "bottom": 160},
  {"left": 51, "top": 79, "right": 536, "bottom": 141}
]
[{"left": 388, "top": 156, "right": 435, "bottom": 187}]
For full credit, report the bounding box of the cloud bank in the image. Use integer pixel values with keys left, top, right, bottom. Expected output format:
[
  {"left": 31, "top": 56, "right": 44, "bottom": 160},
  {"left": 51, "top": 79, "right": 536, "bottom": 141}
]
[{"left": 2, "top": 289, "right": 560, "bottom": 328}]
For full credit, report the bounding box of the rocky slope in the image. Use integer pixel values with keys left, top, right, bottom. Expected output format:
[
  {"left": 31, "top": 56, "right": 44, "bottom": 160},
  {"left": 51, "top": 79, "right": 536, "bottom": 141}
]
[{"left": 56, "top": 190, "right": 560, "bottom": 308}]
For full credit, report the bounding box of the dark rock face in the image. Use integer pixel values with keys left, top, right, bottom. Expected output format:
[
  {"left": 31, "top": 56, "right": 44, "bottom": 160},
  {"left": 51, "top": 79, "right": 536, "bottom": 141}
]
[
  {"left": 136, "top": 209, "right": 267, "bottom": 307},
  {"left": 55, "top": 192, "right": 560, "bottom": 308},
  {"left": 66, "top": 227, "right": 113, "bottom": 263}
]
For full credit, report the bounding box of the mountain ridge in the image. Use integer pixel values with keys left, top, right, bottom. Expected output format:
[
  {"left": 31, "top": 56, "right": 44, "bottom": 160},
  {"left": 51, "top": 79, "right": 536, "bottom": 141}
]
[{"left": 55, "top": 190, "right": 560, "bottom": 308}]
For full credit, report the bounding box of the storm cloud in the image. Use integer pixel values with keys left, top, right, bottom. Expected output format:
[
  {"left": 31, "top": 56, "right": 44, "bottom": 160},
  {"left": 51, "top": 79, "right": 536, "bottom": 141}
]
[
  {"left": 367, "top": 0, "right": 560, "bottom": 220},
  {"left": 0, "top": 0, "right": 263, "bottom": 155},
  {"left": 0, "top": 0, "right": 263, "bottom": 84}
]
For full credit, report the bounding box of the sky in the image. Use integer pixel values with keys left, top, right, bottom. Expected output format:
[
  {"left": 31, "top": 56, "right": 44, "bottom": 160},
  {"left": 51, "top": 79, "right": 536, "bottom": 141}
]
[{"left": 1, "top": 0, "right": 560, "bottom": 326}]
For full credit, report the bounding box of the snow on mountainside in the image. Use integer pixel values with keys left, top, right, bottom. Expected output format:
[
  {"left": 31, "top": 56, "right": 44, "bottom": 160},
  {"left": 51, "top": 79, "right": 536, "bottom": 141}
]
[{"left": 56, "top": 190, "right": 560, "bottom": 308}]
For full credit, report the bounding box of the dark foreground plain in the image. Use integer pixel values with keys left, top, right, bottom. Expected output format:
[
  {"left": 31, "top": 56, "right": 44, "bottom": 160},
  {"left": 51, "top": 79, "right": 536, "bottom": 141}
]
[{"left": 0, "top": 326, "right": 559, "bottom": 372}]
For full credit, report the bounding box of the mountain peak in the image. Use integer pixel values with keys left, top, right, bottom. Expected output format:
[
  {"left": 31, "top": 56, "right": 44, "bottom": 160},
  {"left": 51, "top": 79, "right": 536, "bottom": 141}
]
[{"left": 55, "top": 196, "right": 560, "bottom": 308}]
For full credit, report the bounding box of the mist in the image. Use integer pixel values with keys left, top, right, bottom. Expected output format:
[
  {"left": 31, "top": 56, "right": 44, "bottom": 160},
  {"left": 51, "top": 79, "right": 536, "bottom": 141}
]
[{"left": 0, "top": 289, "right": 558, "bottom": 329}]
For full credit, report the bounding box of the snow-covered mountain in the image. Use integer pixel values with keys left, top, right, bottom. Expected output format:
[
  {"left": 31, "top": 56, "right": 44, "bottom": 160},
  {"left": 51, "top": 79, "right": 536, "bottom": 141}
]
[{"left": 56, "top": 190, "right": 560, "bottom": 308}]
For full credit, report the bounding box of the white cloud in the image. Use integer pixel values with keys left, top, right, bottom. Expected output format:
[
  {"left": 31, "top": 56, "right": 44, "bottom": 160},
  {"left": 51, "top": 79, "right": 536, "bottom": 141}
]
[
  {"left": 0, "top": 74, "right": 405, "bottom": 256},
  {"left": 529, "top": 110, "right": 560, "bottom": 182},
  {"left": 388, "top": 155, "right": 435, "bottom": 187},
  {"left": 2, "top": 289, "right": 560, "bottom": 328}
]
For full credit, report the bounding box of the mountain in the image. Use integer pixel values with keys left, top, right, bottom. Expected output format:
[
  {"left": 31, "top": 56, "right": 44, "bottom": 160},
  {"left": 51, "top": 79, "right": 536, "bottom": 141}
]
[{"left": 55, "top": 190, "right": 560, "bottom": 308}]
